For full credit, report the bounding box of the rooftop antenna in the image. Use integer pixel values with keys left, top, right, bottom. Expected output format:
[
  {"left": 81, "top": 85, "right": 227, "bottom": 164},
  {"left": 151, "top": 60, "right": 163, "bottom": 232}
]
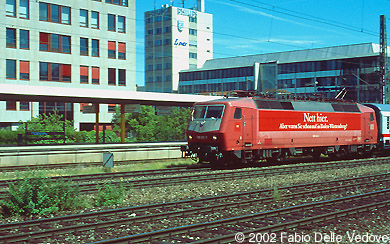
[
  {"left": 170, "top": 0, "right": 174, "bottom": 6},
  {"left": 181, "top": 0, "right": 186, "bottom": 8}
]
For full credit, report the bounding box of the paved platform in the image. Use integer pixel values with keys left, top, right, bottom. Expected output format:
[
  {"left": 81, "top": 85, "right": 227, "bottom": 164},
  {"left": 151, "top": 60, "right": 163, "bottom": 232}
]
[{"left": 0, "top": 142, "right": 186, "bottom": 167}]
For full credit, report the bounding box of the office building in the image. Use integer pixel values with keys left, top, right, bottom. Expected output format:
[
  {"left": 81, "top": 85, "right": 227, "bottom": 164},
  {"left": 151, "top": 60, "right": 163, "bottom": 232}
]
[
  {"left": 179, "top": 43, "right": 387, "bottom": 103},
  {"left": 1, "top": 0, "right": 135, "bottom": 130},
  {"left": 144, "top": 0, "right": 213, "bottom": 93}
]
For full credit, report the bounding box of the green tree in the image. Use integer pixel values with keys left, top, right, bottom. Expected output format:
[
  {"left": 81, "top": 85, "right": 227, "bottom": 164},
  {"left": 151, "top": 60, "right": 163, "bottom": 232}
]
[{"left": 112, "top": 105, "right": 191, "bottom": 142}]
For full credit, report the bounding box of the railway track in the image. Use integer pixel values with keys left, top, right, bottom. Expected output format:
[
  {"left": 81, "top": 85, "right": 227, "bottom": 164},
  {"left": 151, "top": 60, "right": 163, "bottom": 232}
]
[
  {"left": 107, "top": 189, "right": 389, "bottom": 244},
  {"left": 1, "top": 172, "right": 389, "bottom": 243},
  {"left": 0, "top": 167, "right": 210, "bottom": 188},
  {"left": 1, "top": 157, "right": 390, "bottom": 201},
  {"left": 0, "top": 158, "right": 390, "bottom": 200}
]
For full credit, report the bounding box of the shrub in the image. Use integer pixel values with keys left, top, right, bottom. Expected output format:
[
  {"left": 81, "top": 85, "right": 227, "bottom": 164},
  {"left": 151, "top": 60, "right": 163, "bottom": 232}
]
[
  {"left": 0, "top": 129, "right": 18, "bottom": 144},
  {"left": 95, "top": 181, "right": 126, "bottom": 207},
  {"left": 1, "top": 172, "right": 82, "bottom": 217}
]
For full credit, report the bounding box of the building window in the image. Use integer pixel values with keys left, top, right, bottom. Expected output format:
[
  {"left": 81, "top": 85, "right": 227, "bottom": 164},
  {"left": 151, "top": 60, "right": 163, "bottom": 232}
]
[
  {"left": 50, "top": 34, "right": 60, "bottom": 52},
  {"left": 118, "top": 69, "right": 125, "bottom": 86},
  {"left": 62, "top": 64, "right": 71, "bottom": 81},
  {"left": 51, "top": 63, "right": 60, "bottom": 81},
  {"left": 164, "top": 39, "right": 171, "bottom": 45},
  {"left": 164, "top": 26, "right": 171, "bottom": 33},
  {"left": 6, "top": 101, "right": 17, "bottom": 111},
  {"left": 146, "top": 29, "right": 153, "bottom": 35},
  {"left": 61, "top": 6, "right": 71, "bottom": 24},
  {"left": 146, "top": 41, "right": 153, "bottom": 48},
  {"left": 146, "top": 64, "right": 153, "bottom": 71},
  {"left": 6, "top": 59, "right": 16, "bottom": 79},
  {"left": 146, "top": 17, "right": 153, "bottom": 24},
  {"left": 189, "top": 17, "right": 197, "bottom": 23},
  {"left": 20, "top": 29, "right": 29, "bottom": 49},
  {"left": 39, "top": 62, "right": 48, "bottom": 80},
  {"left": 6, "top": 0, "right": 16, "bottom": 17},
  {"left": 6, "top": 28, "right": 16, "bottom": 48},
  {"left": 189, "top": 52, "right": 197, "bottom": 59},
  {"left": 189, "top": 29, "right": 197, "bottom": 36},
  {"left": 118, "top": 16, "right": 125, "bottom": 33},
  {"left": 108, "top": 68, "right": 116, "bottom": 85},
  {"left": 39, "top": 3, "right": 49, "bottom": 21},
  {"left": 91, "top": 11, "right": 99, "bottom": 29},
  {"left": 118, "top": 42, "right": 126, "bottom": 60},
  {"left": 105, "top": 0, "right": 128, "bottom": 6},
  {"left": 108, "top": 41, "right": 116, "bottom": 58},
  {"left": 92, "top": 67, "right": 100, "bottom": 84},
  {"left": 108, "top": 14, "right": 116, "bottom": 31},
  {"left": 40, "top": 32, "right": 71, "bottom": 53},
  {"left": 50, "top": 4, "right": 60, "bottom": 23},
  {"left": 39, "top": 62, "right": 71, "bottom": 82},
  {"left": 155, "top": 64, "right": 162, "bottom": 70},
  {"left": 20, "top": 101, "right": 30, "bottom": 111},
  {"left": 189, "top": 40, "right": 197, "bottom": 47},
  {"left": 19, "top": 0, "right": 29, "bottom": 19},
  {"left": 39, "top": 3, "right": 71, "bottom": 24},
  {"left": 39, "top": 33, "right": 49, "bottom": 51},
  {"left": 80, "top": 66, "right": 89, "bottom": 84},
  {"left": 20, "top": 61, "right": 30, "bottom": 80},
  {"left": 80, "top": 38, "right": 89, "bottom": 56},
  {"left": 92, "top": 39, "right": 99, "bottom": 57},
  {"left": 155, "top": 28, "right": 162, "bottom": 34},
  {"left": 145, "top": 53, "right": 153, "bottom": 60},
  {"left": 164, "top": 62, "right": 172, "bottom": 69},
  {"left": 108, "top": 104, "right": 116, "bottom": 113},
  {"left": 80, "top": 9, "right": 88, "bottom": 27},
  {"left": 62, "top": 36, "right": 71, "bottom": 53}
]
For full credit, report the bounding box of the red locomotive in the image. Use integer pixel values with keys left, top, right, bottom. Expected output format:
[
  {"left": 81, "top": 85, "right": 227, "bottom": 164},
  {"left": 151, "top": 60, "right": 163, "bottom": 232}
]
[{"left": 181, "top": 93, "right": 378, "bottom": 165}]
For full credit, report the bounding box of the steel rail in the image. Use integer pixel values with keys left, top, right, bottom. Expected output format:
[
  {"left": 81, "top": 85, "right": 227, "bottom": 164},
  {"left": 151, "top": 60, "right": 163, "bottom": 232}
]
[
  {"left": 1, "top": 156, "right": 389, "bottom": 201},
  {"left": 0, "top": 167, "right": 209, "bottom": 188},
  {"left": 1, "top": 173, "right": 389, "bottom": 243},
  {"left": 91, "top": 189, "right": 390, "bottom": 244}
]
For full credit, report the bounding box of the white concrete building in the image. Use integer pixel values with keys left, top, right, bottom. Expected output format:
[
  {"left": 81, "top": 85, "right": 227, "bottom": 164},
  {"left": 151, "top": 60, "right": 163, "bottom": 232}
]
[
  {"left": 1, "top": 0, "right": 135, "bottom": 130},
  {"left": 144, "top": 0, "right": 213, "bottom": 93}
]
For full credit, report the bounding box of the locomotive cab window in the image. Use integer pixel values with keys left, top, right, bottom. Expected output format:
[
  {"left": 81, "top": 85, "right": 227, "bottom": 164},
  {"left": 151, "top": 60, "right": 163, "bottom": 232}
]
[
  {"left": 192, "top": 105, "right": 225, "bottom": 120},
  {"left": 193, "top": 106, "right": 207, "bottom": 119},
  {"left": 205, "top": 106, "right": 224, "bottom": 119},
  {"left": 370, "top": 113, "right": 374, "bottom": 121},
  {"left": 234, "top": 108, "right": 242, "bottom": 119}
]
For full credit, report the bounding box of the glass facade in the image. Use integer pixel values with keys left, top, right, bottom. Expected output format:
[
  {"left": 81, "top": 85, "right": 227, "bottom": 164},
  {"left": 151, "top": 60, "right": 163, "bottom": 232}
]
[
  {"left": 179, "top": 66, "right": 254, "bottom": 94},
  {"left": 144, "top": 7, "right": 173, "bottom": 93},
  {"left": 179, "top": 56, "right": 383, "bottom": 103}
]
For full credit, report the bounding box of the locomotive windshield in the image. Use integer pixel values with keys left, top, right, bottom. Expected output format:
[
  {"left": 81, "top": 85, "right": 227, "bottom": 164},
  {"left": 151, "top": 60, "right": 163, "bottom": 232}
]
[{"left": 192, "top": 105, "right": 224, "bottom": 120}]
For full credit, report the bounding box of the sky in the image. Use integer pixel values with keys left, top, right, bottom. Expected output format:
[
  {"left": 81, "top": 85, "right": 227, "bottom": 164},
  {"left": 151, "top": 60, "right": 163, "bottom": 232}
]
[{"left": 135, "top": 0, "right": 390, "bottom": 86}]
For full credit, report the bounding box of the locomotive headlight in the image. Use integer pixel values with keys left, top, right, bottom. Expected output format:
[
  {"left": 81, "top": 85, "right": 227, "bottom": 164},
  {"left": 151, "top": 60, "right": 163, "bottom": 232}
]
[
  {"left": 188, "top": 135, "right": 193, "bottom": 140},
  {"left": 212, "top": 135, "right": 218, "bottom": 140}
]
